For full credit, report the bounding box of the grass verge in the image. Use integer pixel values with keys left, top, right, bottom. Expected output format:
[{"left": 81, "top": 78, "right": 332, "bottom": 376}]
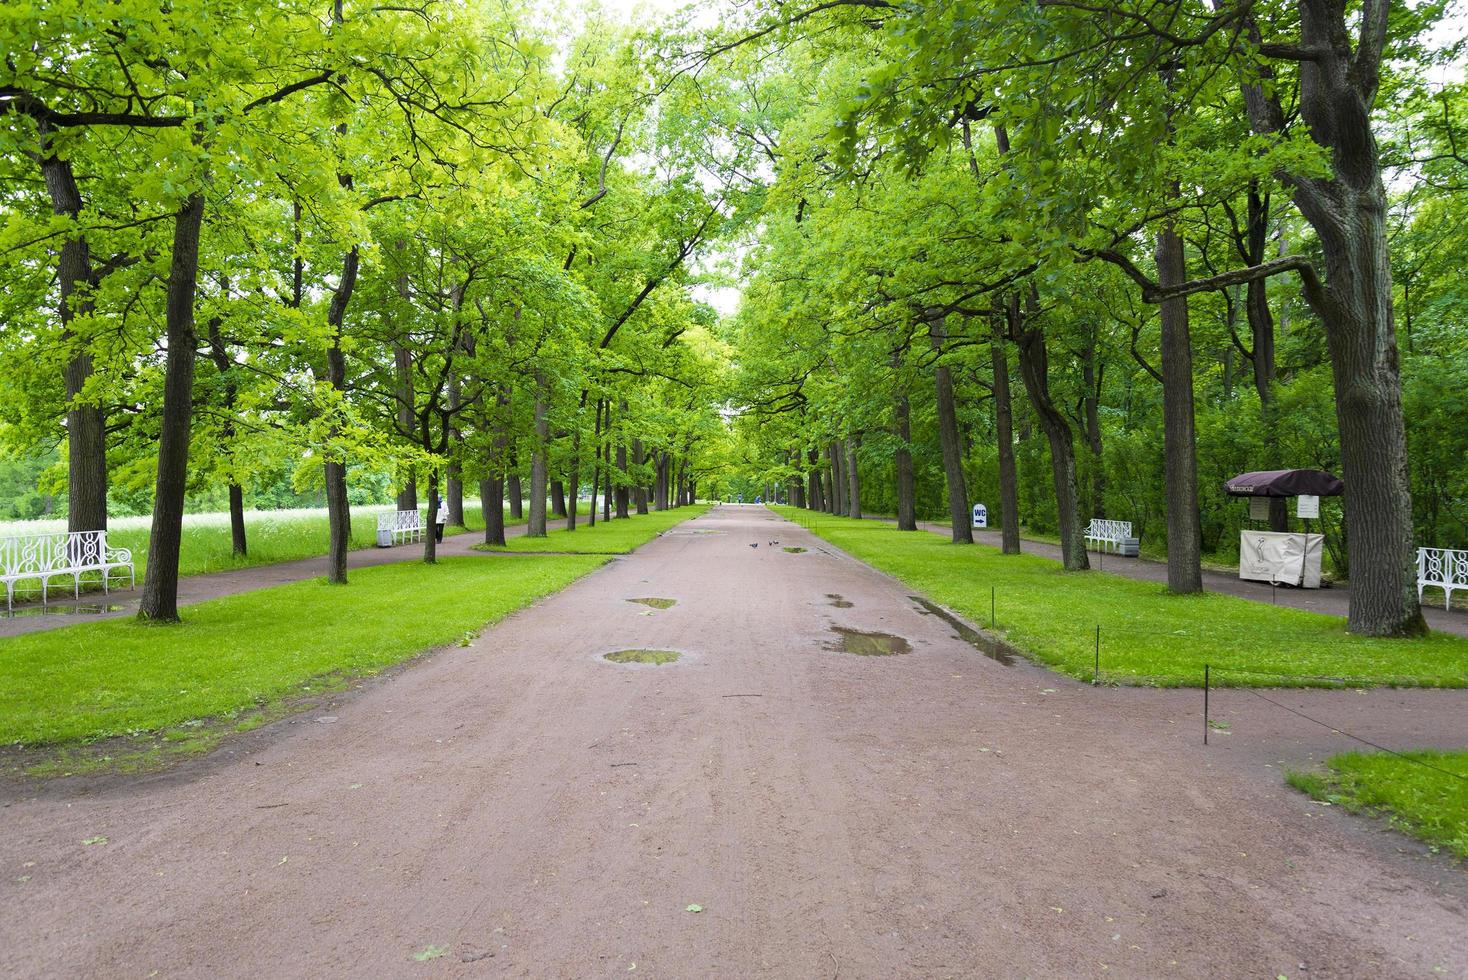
[
  {"left": 472, "top": 504, "right": 711, "bottom": 554},
  {"left": 0, "top": 554, "right": 605, "bottom": 757},
  {"left": 772, "top": 506, "right": 1468, "bottom": 687},
  {"left": 1288, "top": 751, "right": 1468, "bottom": 858}
]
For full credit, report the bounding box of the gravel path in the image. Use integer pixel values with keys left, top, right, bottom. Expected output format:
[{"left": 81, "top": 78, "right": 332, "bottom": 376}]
[
  {"left": 0, "top": 518, "right": 569, "bottom": 640},
  {"left": 2, "top": 504, "right": 1464, "bottom": 978}
]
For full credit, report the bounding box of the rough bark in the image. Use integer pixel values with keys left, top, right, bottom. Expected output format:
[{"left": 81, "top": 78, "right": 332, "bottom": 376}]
[
  {"left": 1010, "top": 297, "right": 1088, "bottom": 571},
  {"left": 527, "top": 377, "right": 549, "bottom": 537},
  {"left": 1156, "top": 221, "right": 1204, "bottom": 593},
  {"left": 1235, "top": 0, "right": 1423, "bottom": 633},
  {"left": 551, "top": 479, "right": 567, "bottom": 519},
  {"left": 323, "top": 246, "right": 359, "bottom": 584},
  {"left": 846, "top": 434, "right": 862, "bottom": 519},
  {"left": 40, "top": 144, "right": 108, "bottom": 533},
  {"left": 138, "top": 193, "right": 206, "bottom": 621},
  {"left": 208, "top": 319, "right": 246, "bottom": 557},
  {"left": 929, "top": 319, "right": 973, "bottom": 544},
  {"left": 632, "top": 439, "right": 649, "bottom": 515},
  {"left": 991, "top": 315, "right": 1022, "bottom": 554},
  {"left": 807, "top": 447, "right": 823, "bottom": 511},
  {"left": 481, "top": 476, "right": 504, "bottom": 545}
]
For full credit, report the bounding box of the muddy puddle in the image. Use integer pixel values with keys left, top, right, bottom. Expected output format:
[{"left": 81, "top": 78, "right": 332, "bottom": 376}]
[
  {"left": 909, "top": 596, "right": 1019, "bottom": 665},
  {"left": 827, "top": 627, "right": 910, "bottom": 657},
  {"left": 603, "top": 649, "right": 681, "bottom": 665},
  {"left": 4, "top": 602, "right": 129, "bottom": 619},
  {"left": 825, "top": 593, "right": 854, "bottom": 609},
  {"left": 627, "top": 597, "right": 677, "bottom": 609}
]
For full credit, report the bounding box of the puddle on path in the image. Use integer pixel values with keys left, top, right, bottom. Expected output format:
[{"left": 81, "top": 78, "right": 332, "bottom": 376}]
[
  {"left": 783, "top": 546, "right": 807, "bottom": 554},
  {"left": 627, "top": 597, "right": 677, "bottom": 609},
  {"left": 4, "top": 602, "right": 128, "bottom": 619},
  {"left": 909, "top": 596, "right": 1018, "bottom": 666},
  {"left": 604, "top": 649, "right": 682, "bottom": 665},
  {"left": 825, "top": 593, "right": 854, "bottom": 609},
  {"left": 827, "top": 627, "right": 910, "bottom": 657}
]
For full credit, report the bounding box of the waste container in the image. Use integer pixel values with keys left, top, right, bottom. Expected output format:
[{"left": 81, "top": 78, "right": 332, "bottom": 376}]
[{"left": 376, "top": 527, "right": 393, "bottom": 548}]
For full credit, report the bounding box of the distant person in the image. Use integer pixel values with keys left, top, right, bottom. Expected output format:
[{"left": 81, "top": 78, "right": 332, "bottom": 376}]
[{"left": 435, "top": 499, "right": 449, "bottom": 543}]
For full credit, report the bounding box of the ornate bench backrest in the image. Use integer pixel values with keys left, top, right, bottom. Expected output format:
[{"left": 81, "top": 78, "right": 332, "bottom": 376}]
[
  {"left": 1419, "top": 547, "right": 1468, "bottom": 586},
  {"left": 0, "top": 530, "right": 111, "bottom": 575}
]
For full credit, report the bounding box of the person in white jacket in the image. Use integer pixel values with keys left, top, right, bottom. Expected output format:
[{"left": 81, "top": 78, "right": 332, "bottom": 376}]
[{"left": 434, "top": 499, "right": 449, "bottom": 543}]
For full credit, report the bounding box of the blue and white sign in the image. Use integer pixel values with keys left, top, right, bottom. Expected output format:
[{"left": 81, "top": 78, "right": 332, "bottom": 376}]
[{"left": 971, "top": 503, "right": 988, "bottom": 528}]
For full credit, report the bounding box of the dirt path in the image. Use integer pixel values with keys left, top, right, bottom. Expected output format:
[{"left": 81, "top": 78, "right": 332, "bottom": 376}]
[
  {"left": 2, "top": 505, "right": 1465, "bottom": 978},
  {"left": 895, "top": 517, "right": 1468, "bottom": 638},
  {"left": 0, "top": 517, "right": 570, "bottom": 640}
]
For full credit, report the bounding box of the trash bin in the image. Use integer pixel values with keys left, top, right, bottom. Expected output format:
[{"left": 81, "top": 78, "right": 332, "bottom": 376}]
[
  {"left": 1120, "top": 537, "right": 1140, "bottom": 557},
  {"left": 377, "top": 527, "right": 393, "bottom": 548}
]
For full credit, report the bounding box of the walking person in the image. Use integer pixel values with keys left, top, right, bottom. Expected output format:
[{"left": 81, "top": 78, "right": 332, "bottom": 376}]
[{"left": 434, "top": 498, "right": 448, "bottom": 543}]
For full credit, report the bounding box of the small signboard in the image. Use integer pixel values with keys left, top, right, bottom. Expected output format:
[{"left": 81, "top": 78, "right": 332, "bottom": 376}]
[
  {"left": 1249, "top": 497, "right": 1270, "bottom": 522},
  {"left": 971, "top": 503, "right": 988, "bottom": 528},
  {"left": 1296, "top": 494, "right": 1320, "bottom": 519}
]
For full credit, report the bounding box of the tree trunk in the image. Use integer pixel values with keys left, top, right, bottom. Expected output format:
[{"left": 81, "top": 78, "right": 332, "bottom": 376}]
[
  {"left": 1156, "top": 222, "right": 1204, "bottom": 593},
  {"left": 394, "top": 344, "right": 417, "bottom": 512},
  {"left": 551, "top": 479, "right": 567, "bottom": 518},
  {"left": 507, "top": 470, "right": 523, "bottom": 519},
  {"left": 894, "top": 371, "right": 917, "bottom": 531},
  {"left": 422, "top": 474, "right": 439, "bottom": 564},
  {"left": 807, "top": 447, "right": 823, "bottom": 511},
  {"left": 138, "top": 194, "right": 206, "bottom": 621},
  {"left": 1011, "top": 297, "right": 1088, "bottom": 571},
  {"left": 633, "top": 439, "right": 649, "bottom": 514},
  {"left": 208, "top": 320, "right": 247, "bottom": 557},
  {"left": 991, "top": 315, "right": 1022, "bottom": 554},
  {"left": 1234, "top": 1, "right": 1423, "bottom": 633},
  {"left": 446, "top": 371, "right": 464, "bottom": 527},
  {"left": 930, "top": 319, "right": 973, "bottom": 544},
  {"left": 614, "top": 401, "right": 630, "bottom": 519},
  {"left": 481, "top": 476, "right": 505, "bottom": 546},
  {"left": 589, "top": 400, "right": 603, "bottom": 526},
  {"left": 40, "top": 144, "right": 108, "bottom": 534},
  {"left": 846, "top": 434, "right": 862, "bottom": 519},
  {"left": 528, "top": 377, "right": 549, "bottom": 537},
  {"left": 1081, "top": 325, "right": 1106, "bottom": 519},
  {"left": 567, "top": 428, "right": 582, "bottom": 531},
  {"left": 323, "top": 245, "right": 359, "bottom": 585}
]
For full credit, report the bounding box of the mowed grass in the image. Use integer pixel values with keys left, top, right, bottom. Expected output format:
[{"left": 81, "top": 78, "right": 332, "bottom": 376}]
[
  {"left": 1289, "top": 752, "right": 1468, "bottom": 858},
  {"left": 103, "top": 503, "right": 522, "bottom": 580},
  {"left": 0, "top": 554, "right": 605, "bottom": 747},
  {"left": 772, "top": 506, "right": 1468, "bottom": 687},
  {"left": 474, "top": 504, "right": 711, "bottom": 554}
]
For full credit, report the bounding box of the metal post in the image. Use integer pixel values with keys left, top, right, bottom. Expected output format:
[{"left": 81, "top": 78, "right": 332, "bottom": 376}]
[
  {"left": 1203, "top": 664, "right": 1210, "bottom": 745},
  {"left": 1093, "top": 625, "right": 1100, "bottom": 685}
]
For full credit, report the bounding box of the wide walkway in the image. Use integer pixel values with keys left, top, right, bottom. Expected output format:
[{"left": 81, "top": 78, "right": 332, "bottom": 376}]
[
  {"left": 0, "top": 517, "right": 569, "bottom": 640},
  {"left": 901, "top": 518, "right": 1468, "bottom": 638},
  {"left": 2, "top": 505, "right": 1465, "bottom": 977}
]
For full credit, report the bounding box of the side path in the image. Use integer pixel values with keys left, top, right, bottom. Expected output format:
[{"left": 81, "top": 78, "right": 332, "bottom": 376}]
[
  {"left": 2, "top": 504, "right": 1463, "bottom": 977},
  {"left": 847, "top": 513, "right": 1468, "bottom": 638},
  {"left": 0, "top": 517, "right": 571, "bottom": 640}
]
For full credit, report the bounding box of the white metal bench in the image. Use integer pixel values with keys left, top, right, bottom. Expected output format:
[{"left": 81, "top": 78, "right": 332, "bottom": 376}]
[
  {"left": 1418, "top": 547, "right": 1467, "bottom": 611},
  {"left": 1, "top": 530, "right": 135, "bottom": 612},
  {"left": 376, "top": 510, "right": 425, "bottom": 546},
  {"left": 1085, "top": 519, "right": 1139, "bottom": 556}
]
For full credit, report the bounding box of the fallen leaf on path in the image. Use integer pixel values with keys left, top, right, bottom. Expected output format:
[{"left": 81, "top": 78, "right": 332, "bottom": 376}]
[
  {"left": 413, "top": 945, "right": 448, "bottom": 962},
  {"left": 685, "top": 904, "right": 703, "bottom": 913},
  {"left": 82, "top": 836, "right": 107, "bottom": 846}
]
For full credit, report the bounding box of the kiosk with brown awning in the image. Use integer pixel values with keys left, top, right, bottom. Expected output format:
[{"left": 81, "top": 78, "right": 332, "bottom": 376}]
[{"left": 1224, "top": 469, "right": 1343, "bottom": 589}]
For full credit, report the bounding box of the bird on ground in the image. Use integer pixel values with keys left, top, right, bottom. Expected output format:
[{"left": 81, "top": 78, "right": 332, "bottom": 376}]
[{"left": 749, "top": 542, "right": 758, "bottom": 549}]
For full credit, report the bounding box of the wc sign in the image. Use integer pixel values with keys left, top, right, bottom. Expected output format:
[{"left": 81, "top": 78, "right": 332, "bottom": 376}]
[{"left": 971, "top": 503, "right": 988, "bottom": 528}]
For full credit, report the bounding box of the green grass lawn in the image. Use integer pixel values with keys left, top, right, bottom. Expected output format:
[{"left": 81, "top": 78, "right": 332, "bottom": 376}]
[
  {"left": 1288, "top": 751, "right": 1468, "bottom": 858},
  {"left": 473, "top": 504, "right": 711, "bottom": 554},
  {"left": 772, "top": 506, "right": 1468, "bottom": 687},
  {"left": 0, "top": 554, "right": 605, "bottom": 748},
  {"left": 100, "top": 502, "right": 525, "bottom": 580}
]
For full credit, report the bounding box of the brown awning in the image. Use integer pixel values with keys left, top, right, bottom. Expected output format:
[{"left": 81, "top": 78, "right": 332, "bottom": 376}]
[{"left": 1224, "top": 469, "right": 1344, "bottom": 498}]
